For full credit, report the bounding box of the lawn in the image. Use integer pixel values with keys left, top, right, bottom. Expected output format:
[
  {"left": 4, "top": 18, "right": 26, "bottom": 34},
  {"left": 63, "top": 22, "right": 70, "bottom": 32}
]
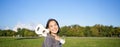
[{"left": 0, "top": 37, "right": 120, "bottom": 47}]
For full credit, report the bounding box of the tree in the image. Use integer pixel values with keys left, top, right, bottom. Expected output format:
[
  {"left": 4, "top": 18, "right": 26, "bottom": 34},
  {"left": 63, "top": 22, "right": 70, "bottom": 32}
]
[{"left": 84, "top": 26, "right": 92, "bottom": 37}]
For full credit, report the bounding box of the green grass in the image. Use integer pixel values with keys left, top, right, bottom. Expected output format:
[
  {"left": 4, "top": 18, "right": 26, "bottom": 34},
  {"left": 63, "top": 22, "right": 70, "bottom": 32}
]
[
  {"left": 0, "top": 37, "right": 44, "bottom": 47},
  {"left": 0, "top": 37, "right": 120, "bottom": 47},
  {"left": 63, "top": 37, "right": 120, "bottom": 47}
]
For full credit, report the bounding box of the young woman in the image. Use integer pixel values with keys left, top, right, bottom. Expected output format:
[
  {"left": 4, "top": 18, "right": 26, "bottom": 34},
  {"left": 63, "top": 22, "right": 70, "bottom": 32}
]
[{"left": 42, "top": 19, "right": 65, "bottom": 47}]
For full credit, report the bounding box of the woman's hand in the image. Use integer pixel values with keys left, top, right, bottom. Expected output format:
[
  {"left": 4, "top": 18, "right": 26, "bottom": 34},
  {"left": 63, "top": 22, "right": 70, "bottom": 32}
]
[
  {"left": 51, "top": 33, "right": 60, "bottom": 41},
  {"left": 51, "top": 33, "right": 65, "bottom": 44}
]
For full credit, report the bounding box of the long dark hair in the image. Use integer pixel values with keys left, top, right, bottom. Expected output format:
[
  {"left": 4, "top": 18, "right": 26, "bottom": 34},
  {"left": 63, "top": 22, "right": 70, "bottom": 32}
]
[{"left": 46, "top": 19, "right": 60, "bottom": 34}]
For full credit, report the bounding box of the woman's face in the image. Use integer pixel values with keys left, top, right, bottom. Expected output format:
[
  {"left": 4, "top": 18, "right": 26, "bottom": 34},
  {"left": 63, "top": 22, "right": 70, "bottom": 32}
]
[{"left": 48, "top": 21, "right": 58, "bottom": 34}]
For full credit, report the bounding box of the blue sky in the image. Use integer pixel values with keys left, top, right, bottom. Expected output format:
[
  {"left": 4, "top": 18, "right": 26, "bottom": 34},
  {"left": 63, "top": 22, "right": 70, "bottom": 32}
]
[{"left": 0, "top": 0, "right": 120, "bottom": 29}]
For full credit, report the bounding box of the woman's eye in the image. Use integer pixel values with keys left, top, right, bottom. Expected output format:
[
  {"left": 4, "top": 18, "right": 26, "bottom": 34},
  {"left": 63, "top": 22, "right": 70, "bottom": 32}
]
[
  {"left": 54, "top": 24, "right": 57, "bottom": 26},
  {"left": 50, "top": 25, "right": 53, "bottom": 27}
]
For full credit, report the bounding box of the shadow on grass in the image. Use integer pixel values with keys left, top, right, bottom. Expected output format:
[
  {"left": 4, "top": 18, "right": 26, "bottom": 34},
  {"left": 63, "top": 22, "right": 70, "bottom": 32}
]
[{"left": 15, "top": 37, "right": 40, "bottom": 40}]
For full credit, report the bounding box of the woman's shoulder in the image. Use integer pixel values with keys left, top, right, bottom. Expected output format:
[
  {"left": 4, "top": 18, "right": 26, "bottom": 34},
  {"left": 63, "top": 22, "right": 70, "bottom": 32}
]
[
  {"left": 46, "top": 33, "right": 53, "bottom": 39},
  {"left": 45, "top": 33, "right": 55, "bottom": 42}
]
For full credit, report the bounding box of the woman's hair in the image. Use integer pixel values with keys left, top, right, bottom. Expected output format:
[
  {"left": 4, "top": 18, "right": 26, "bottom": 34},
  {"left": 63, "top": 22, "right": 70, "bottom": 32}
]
[{"left": 46, "top": 19, "right": 60, "bottom": 34}]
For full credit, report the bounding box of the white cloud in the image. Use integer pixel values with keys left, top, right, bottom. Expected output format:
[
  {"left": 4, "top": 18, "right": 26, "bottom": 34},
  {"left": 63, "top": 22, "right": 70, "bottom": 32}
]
[
  {"left": 12, "top": 22, "right": 37, "bottom": 32},
  {"left": 4, "top": 26, "right": 10, "bottom": 30}
]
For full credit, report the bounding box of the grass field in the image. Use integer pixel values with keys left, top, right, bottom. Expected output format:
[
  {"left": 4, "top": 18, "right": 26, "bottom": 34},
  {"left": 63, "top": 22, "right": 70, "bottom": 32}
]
[{"left": 0, "top": 37, "right": 120, "bottom": 47}]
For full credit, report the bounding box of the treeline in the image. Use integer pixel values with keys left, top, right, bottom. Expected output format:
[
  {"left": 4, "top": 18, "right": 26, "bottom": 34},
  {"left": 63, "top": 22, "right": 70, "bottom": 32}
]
[
  {"left": 0, "top": 24, "right": 120, "bottom": 37},
  {"left": 59, "top": 24, "right": 120, "bottom": 37},
  {"left": 0, "top": 28, "right": 37, "bottom": 37}
]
